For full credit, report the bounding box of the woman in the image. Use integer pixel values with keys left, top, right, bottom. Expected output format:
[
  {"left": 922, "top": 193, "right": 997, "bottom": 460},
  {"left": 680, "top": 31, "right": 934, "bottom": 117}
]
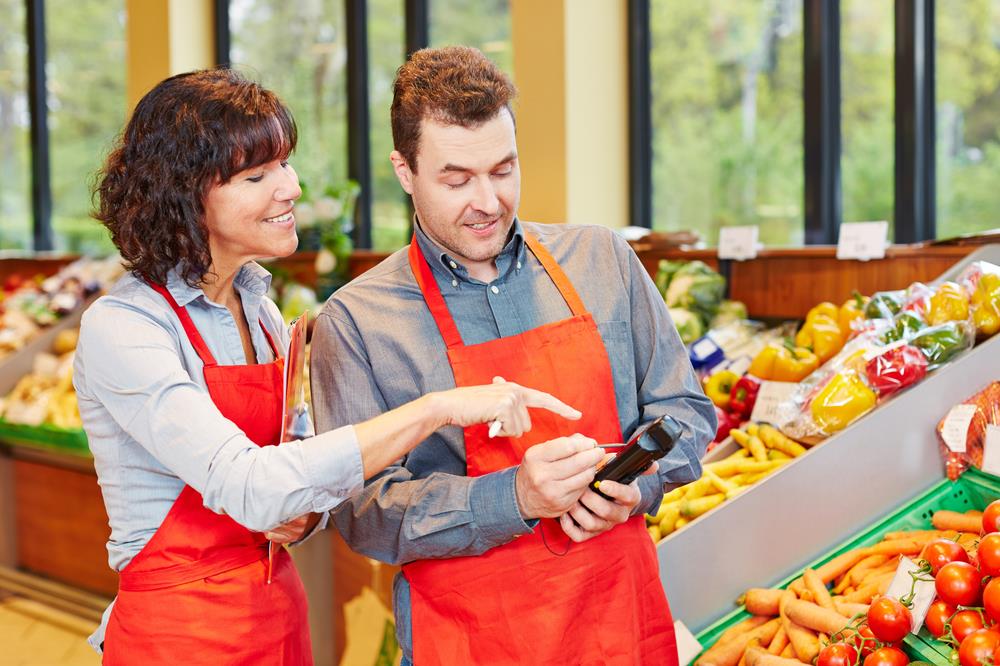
[{"left": 75, "top": 69, "right": 580, "bottom": 664}]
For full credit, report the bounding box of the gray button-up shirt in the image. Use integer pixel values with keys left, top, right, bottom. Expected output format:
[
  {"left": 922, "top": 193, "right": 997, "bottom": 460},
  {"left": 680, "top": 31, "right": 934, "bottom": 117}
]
[
  {"left": 311, "top": 219, "right": 715, "bottom": 659},
  {"left": 74, "top": 263, "right": 364, "bottom": 651}
]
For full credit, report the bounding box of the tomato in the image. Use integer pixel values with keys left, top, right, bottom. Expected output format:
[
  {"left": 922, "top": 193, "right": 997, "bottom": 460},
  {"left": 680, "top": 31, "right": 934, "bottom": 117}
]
[
  {"left": 979, "top": 533, "right": 1000, "bottom": 577},
  {"left": 818, "top": 642, "right": 859, "bottom": 666},
  {"left": 863, "top": 646, "right": 909, "bottom": 666},
  {"left": 867, "top": 596, "right": 913, "bottom": 643},
  {"left": 849, "top": 624, "right": 879, "bottom": 659},
  {"left": 983, "top": 500, "right": 1000, "bottom": 534},
  {"left": 959, "top": 628, "right": 1000, "bottom": 666},
  {"left": 926, "top": 599, "right": 959, "bottom": 638},
  {"left": 952, "top": 609, "right": 987, "bottom": 644},
  {"left": 922, "top": 538, "right": 971, "bottom": 574},
  {"left": 984, "top": 578, "right": 1000, "bottom": 625},
  {"left": 937, "top": 561, "right": 984, "bottom": 607}
]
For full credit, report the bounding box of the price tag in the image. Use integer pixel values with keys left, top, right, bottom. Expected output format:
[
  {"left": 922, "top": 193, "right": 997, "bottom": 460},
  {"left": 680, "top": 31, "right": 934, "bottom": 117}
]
[
  {"left": 981, "top": 425, "right": 1000, "bottom": 476},
  {"left": 691, "top": 337, "right": 719, "bottom": 360},
  {"left": 885, "top": 556, "right": 937, "bottom": 632},
  {"left": 674, "top": 619, "right": 703, "bottom": 666},
  {"left": 941, "top": 404, "right": 978, "bottom": 453},
  {"left": 837, "top": 221, "right": 889, "bottom": 261},
  {"left": 718, "top": 226, "right": 760, "bottom": 261},
  {"left": 749, "top": 381, "right": 798, "bottom": 424}
]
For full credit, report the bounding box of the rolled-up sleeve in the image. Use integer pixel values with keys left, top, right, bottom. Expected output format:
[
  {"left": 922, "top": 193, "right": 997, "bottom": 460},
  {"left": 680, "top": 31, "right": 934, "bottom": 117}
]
[
  {"left": 311, "top": 308, "right": 534, "bottom": 566},
  {"left": 76, "top": 301, "right": 364, "bottom": 532}
]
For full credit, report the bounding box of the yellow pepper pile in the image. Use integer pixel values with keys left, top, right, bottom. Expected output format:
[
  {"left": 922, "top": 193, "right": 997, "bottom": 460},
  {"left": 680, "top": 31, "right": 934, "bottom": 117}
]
[
  {"left": 927, "top": 281, "right": 970, "bottom": 326},
  {"left": 747, "top": 343, "right": 819, "bottom": 383}
]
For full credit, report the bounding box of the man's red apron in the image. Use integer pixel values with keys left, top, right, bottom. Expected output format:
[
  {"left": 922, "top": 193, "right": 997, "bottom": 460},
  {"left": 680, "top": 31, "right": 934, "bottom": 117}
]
[
  {"left": 403, "top": 234, "right": 677, "bottom": 665},
  {"left": 102, "top": 282, "right": 312, "bottom": 665}
]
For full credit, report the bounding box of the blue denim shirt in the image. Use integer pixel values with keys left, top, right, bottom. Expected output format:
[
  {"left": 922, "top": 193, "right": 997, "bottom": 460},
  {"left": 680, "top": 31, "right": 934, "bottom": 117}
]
[
  {"left": 74, "top": 262, "right": 364, "bottom": 652},
  {"left": 311, "top": 220, "right": 715, "bottom": 660}
]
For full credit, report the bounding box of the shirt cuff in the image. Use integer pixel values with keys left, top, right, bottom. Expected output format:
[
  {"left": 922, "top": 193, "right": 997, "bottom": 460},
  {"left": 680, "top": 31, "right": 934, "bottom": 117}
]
[
  {"left": 289, "top": 511, "right": 330, "bottom": 547},
  {"left": 633, "top": 473, "right": 665, "bottom": 517},
  {"left": 301, "top": 425, "right": 365, "bottom": 511},
  {"left": 469, "top": 466, "right": 536, "bottom": 542}
]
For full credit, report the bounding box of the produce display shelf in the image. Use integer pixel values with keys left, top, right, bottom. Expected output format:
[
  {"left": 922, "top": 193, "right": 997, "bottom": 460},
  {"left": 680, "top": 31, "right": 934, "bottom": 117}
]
[
  {"left": 659, "top": 245, "right": 1000, "bottom": 632},
  {"left": 694, "top": 469, "right": 1000, "bottom": 665},
  {"left": 0, "top": 421, "right": 90, "bottom": 458}
]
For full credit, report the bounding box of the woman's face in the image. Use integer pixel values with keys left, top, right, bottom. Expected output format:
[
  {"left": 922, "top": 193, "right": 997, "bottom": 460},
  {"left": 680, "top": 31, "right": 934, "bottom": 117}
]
[{"left": 202, "top": 158, "right": 302, "bottom": 273}]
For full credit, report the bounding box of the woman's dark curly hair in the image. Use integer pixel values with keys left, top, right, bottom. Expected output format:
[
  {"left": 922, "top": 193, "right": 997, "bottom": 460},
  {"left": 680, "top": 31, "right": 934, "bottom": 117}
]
[{"left": 94, "top": 68, "right": 297, "bottom": 286}]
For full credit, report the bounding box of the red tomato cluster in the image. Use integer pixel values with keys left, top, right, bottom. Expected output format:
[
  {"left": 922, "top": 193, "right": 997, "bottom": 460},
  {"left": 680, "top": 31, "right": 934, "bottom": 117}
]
[{"left": 920, "top": 500, "right": 1000, "bottom": 666}]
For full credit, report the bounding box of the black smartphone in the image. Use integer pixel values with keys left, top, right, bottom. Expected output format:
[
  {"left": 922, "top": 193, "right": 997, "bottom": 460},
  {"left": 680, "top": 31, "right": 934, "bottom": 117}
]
[{"left": 590, "top": 415, "right": 682, "bottom": 500}]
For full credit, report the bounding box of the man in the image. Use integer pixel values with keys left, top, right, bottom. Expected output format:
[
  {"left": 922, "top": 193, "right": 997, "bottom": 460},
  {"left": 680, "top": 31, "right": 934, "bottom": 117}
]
[{"left": 311, "top": 46, "right": 715, "bottom": 665}]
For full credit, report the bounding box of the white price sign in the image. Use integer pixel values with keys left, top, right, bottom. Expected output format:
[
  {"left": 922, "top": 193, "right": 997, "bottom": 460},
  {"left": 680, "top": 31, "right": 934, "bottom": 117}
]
[
  {"left": 718, "top": 226, "right": 759, "bottom": 261},
  {"left": 837, "top": 221, "right": 889, "bottom": 261},
  {"left": 941, "top": 404, "right": 978, "bottom": 453},
  {"left": 674, "top": 620, "right": 703, "bottom": 666},
  {"left": 749, "top": 381, "right": 798, "bottom": 425},
  {"left": 981, "top": 425, "right": 1000, "bottom": 476}
]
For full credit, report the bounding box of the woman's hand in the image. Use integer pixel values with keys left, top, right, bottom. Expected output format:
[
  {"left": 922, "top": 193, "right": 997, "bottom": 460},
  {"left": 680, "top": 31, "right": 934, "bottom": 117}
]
[
  {"left": 434, "top": 376, "right": 582, "bottom": 438},
  {"left": 265, "top": 512, "right": 322, "bottom": 544}
]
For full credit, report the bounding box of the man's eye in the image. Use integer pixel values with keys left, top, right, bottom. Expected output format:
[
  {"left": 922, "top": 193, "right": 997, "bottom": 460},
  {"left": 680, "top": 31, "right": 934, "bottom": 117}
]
[
  {"left": 446, "top": 179, "right": 469, "bottom": 189},
  {"left": 247, "top": 174, "right": 264, "bottom": 183},
  {"left": 492, "top": 167, "right": 512, "bottom": 177},
  {"left": 280, "top": 161, "right": 289, "bottom": 168}
]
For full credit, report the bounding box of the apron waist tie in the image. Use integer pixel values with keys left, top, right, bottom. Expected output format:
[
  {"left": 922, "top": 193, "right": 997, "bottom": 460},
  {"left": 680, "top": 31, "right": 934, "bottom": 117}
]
[{"left": 119, "top": 544, "right": 269, "bottom": 592}]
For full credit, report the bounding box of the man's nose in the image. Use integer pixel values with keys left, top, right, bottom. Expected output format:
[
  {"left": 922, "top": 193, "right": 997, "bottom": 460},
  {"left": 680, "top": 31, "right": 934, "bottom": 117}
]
[{"left": 470, "top": 177, "right": 500, "bottom": 215}]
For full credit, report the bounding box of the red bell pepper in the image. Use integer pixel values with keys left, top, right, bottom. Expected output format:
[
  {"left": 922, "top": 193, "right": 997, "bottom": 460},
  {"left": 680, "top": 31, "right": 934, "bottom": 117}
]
[
  {"left": 729, "top": 375, "right": 761, "bottom": 419},
  {"left": 864, "top": 344, "right": 928, "bottom": 398},
  {"left": 712, "top": 405, "right": 736, "bottom": 443}
]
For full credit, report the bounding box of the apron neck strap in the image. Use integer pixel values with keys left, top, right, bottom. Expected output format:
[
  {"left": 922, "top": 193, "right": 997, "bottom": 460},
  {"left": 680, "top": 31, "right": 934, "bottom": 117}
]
[
  {"left": 148, "top": 281, "right": 279, "bottom": 365},
  {"left": 407, "top": 231, "right": 589, "bottom": 350}
]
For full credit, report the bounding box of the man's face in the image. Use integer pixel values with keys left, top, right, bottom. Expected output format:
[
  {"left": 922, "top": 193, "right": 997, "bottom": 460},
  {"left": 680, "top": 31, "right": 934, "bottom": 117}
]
[{"left": 391, "top": 109, "right": 520, "bottom": 276}]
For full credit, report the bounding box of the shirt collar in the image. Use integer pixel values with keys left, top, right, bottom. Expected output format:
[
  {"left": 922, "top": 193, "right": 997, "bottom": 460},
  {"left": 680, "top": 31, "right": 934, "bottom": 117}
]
[
  {"left": 411, "top": 216, "right": 527, "bottom": 284},
  {"left": 164, "top": 262, "right": 273, "bottom": 307}
]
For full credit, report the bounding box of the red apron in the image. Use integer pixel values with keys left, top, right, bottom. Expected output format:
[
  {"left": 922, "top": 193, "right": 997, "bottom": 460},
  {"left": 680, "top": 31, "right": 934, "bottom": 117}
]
[
  {"left": 102, "top": 282, "right": 312, "bottom": 665},
  {"left": 403, "top": 234, "right": 677, "bottom": 665}
]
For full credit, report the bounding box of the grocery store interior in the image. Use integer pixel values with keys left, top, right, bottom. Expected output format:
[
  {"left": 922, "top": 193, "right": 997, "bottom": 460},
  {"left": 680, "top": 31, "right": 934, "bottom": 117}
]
[{"left": 3, "top": 1, "right": 1000, "bottom": 665}]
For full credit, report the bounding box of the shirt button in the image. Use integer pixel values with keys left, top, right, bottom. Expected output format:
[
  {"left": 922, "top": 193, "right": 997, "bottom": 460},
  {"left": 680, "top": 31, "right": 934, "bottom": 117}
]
[
  {"left": 449, "top": 260, "right": 458, "bottom": 269},
  {"left": 516, "top": 261, "right": 522, "bottom": 270},
  {"left": 490, "top": 285, "right": 500, "bottom": 294},
  {"left": 452, "top": 279, "right": 459, "bottom": 287}
]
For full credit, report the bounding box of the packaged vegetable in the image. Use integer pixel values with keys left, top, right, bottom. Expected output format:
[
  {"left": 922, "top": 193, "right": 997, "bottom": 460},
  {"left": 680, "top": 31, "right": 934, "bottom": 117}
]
[
  {"left": 972, "top": 272, "right": 1000, "bottom": 339},
  {"left": 881, "top": 311, "right": 926, "bottom": 344},
  {"left": 864, "top": 290, "right": 905, "bottom": 320},
  {"left": 838, "top": 292, "right": 868, "bottom": 339},
  {"left": 808, "top": 369, "right": 877, "bottom": 435},
  {"left": 864, "top": 343, "right": 928, "bottom": 398},
  {"left": 936, "top": 382, "right": 1000, "bottom": 480},
  {"left": 910, "top": 320, "right": 975, "bottom": 370},
  {"left": 927, "top": 281, "right": 970, "bottom": 326},
  {"left": 902, "top": 281, "right": 934, "bottom": 317}
]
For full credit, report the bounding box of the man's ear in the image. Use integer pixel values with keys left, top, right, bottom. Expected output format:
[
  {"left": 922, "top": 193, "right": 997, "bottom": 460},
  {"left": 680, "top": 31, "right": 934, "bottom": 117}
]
[{"left": 390, "top": 150, "right": 414, "bottom": 195}]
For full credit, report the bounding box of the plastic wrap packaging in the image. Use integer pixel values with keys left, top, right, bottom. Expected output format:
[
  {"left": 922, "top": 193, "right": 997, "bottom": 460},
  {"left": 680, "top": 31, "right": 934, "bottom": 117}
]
[
  {"left": 864, "top": 342, "right": 928, "bottom": 398},
  {"left": 936, "top": 382, "right": 1000, "bottom": 481},
  {"left": 909, "top": 319, "right": 975, "bottom": 370}
]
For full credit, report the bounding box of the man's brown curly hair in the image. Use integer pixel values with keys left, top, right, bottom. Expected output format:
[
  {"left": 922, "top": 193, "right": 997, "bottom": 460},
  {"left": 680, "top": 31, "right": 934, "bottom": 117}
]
[
  {"left": 94, "top": 68, "right": 297, "bottom": 287},
  {"left": 391, "top": 46, "right": 516, "bottom": 173}
]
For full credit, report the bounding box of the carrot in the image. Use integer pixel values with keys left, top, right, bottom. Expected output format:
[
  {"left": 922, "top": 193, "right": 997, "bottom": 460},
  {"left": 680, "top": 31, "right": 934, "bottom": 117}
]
[
  {"left": 881, "top": 529, "right": 957, "bottom": 541},
  {"left": 745, "top": 646, "right": 811, "bottom": 666},
  {"left": 780, "top": 644, "right": 795, "bottom": 659},
  {"left": 858, "top": 562, "right": 899, "bottom": 588},
  {"left": 737, "top": 639, "right": 760, "bottom": 666},
  {"left": 832, "top": 600, "right": 870, "bottom": 618},
  {"left": 696, "top": 619, "right": 781, "bottom": 666},
  {"left": 789, "top": 550, "right": 868, "bottom": 596},
  {"left": 785, "top": 599, "right": 852, "bottom": 636},
  {"left": 758, "top": 424, "right": 807, "bottom": 458},
  {"left": 779, "top": 591, "right": 820, "bottom": 663},
  {"left": 933, "top": 510, "right": 983, "bottom": 533},
  {"left": 715, "top": 616, "right": 772, "bottom": 647},
  {"left": 743, "top": 588, "right": 783, "bottom": 617},
  {"left": 860, "top": 539, "right": 922, "bottom": 556},
  {"left": 681, "top": 494, "right": 726, "bottom": 519},
  {"left": 967, "top": 510, "right": 984, "bottom": 517},
  {"left": 767, "top": 626, "right": 789, "bottom": 655},
  {"left": 803, "top": 569, "right": 835, "bottom": 611},
  {"left": 842, "top": 581, "right": 880, "bottom": 604},
  {"left": 833, "top": 555, "right": 888, "bottom": 594}
]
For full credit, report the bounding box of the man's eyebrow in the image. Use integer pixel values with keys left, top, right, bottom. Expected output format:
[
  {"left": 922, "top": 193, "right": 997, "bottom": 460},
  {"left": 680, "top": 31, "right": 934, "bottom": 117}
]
[{"left": 439, "top": 152, "right": 518, "bottom": 174}]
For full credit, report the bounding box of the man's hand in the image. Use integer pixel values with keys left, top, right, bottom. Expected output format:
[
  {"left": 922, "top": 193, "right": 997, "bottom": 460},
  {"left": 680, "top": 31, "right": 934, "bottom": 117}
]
[
  {"left": 265, "top": 512, "right": 323, "bottom": 544},
  {"left": 514, "top": 434, "right": 604, "bottom": 520},
  {"left": 558, "top": 480, "right": 641, "bottom": 543}
]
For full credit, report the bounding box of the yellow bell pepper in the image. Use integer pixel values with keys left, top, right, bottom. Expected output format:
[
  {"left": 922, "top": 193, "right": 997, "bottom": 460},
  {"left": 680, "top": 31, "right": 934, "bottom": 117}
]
[
  {"left": 805, "top": 301, "right": 839, "bottom": 324},
  {"left": 703, "top": 369, "right": 739, "bottom": 409},
  {"left": 838, "top": 292, "right": 869, "bottom": 339},
  {"left": 748, "top": 345, "right": 779, "bottom": 379},
  {"left": 927, "top": 281, "right": 970, "bottom": 326},
  {"left": 809, "top": 370, "right": 877, "bottom": 434},
  {"left": 972, "top": 273, "right": 1000, "bottom": 338},
  {"left": 771, "top": 345, "right": 820, "bottom": 382},
  {"left": 794, "top": 313, "right": 844, "bottom": 364}
]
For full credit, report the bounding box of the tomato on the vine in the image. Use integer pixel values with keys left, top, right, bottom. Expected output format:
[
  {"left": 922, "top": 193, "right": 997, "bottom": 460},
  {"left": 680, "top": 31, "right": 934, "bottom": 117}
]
[
  {"left": 849, "top": 624, "right": 879, "bottom": 660},
  {"left": 983, "top": 500, "right": 1000, "bottom": 534},
  {"left": 984, "top": 577, "right": 1000, "bottom": 625},
  {"left": 818, "top": 642, "right": 859, "bottom": 666},
  {"left": 926, "top": 599, "right": 958, "bottom": 638},
  {"left": 863, "top": 646, "right": 909, "bottom": 666},
  {"left": 867, "top": 597, "right": 913, "bottom": 643},
  {"left": 952, "top": 609, "right": 987, "bottom": 644},
  {"left": 959, "top": 628, "right": 1000, "bottom": 666},
  {"left": 922, "top": 538, "right": 971, "bottom": 574},
  {"left": 979, "top": 533, "right": 1000, "bottom": 577},
  {"left": 937, "top": 561, "right": 984, "bottom": 607}
]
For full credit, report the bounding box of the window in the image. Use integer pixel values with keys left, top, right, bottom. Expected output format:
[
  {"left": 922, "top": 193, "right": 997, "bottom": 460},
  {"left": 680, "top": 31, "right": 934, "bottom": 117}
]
[
  {"left": 429, "top": 0, "right": 513, "bottom": 76},
  {"left": 649, "top": 0, "right": 804, "bottom": 247},
  {"left": 229, "top": 0, "right": 350, "bottom": 208},
  {"left": 46, "top": 0, "right": 124, "bottom": 254},
  {"left": 0, "top": 0, "right": 31, "bottom": 250},
  {"left": 936, "top": 0, "right": 1000, "bottom": 238},
  {"left": 840, "top": 0, "right": 894, "bottom": 235}
]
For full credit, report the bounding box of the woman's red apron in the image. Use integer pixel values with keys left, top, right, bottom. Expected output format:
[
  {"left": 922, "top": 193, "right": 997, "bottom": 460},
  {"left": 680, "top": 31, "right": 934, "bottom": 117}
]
[
  {"left": 403, "top": 234, "right": 677, "bottom": 665},
  {"left": 102, "top": 282, "right": 311, "bottom": 665}
]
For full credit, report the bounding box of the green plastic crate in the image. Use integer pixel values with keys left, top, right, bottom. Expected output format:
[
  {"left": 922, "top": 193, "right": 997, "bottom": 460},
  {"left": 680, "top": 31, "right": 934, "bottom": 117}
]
[
  {"left": 0, "top": 419, "right": 90, "bottom": 457},
  {"left": 694, "top": 469, "right": 1000, "bottom": 665}
]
